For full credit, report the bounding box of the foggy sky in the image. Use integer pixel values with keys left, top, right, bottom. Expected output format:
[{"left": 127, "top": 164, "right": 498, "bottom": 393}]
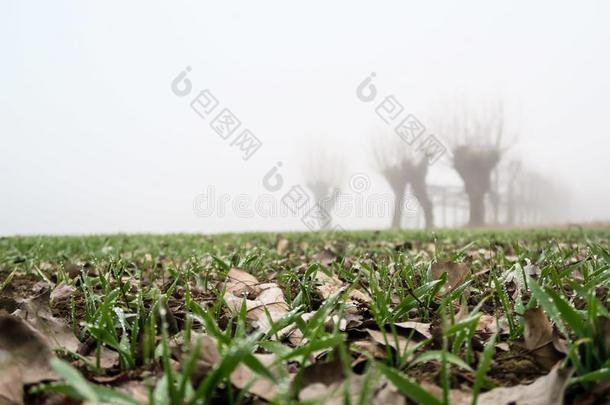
[{"left": 2, "top": 1, "right": 609, "bottom": 235}]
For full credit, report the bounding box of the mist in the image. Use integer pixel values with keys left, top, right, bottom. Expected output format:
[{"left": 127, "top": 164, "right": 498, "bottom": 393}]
[{"left": 2, "top": 1, "right": 609, "bottom": 235}]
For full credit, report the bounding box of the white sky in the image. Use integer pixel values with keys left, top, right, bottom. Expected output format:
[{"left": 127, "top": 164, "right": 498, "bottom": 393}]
[{"left": 1, "top": 1, "right": 609, "bottom": 235}]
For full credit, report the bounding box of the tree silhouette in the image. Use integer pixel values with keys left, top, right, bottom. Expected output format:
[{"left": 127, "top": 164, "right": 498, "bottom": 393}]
[
  {"left": 442, "top": 101, "right": 506, "bottom": 227},
  {"left": 302, "top": 149, "right": 344, "bottom": 230},
  {"left": 372, "top": 133, "right": 434, "bottom": 229}
]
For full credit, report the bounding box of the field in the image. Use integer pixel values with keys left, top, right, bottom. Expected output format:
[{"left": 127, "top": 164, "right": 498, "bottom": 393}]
[{"left": 1, "top": 229, "right": 609, "bottom": 404}]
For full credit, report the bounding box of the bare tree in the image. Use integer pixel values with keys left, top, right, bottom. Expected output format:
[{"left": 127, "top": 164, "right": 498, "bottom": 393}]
[
  {"left": 510, "top": 169, "right": 566, "bottom": 226},
  {"left": 372, "top": 133, "right": 434, "bottom": 229},
  {"left": 302, "top": 148, "right": 344, "bottom": 230},
  {"left": 442, "top": 101, "right": 506, "bottom": 227}
]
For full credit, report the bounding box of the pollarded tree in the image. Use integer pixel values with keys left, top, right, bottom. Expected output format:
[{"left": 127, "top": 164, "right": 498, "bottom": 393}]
[
  {"left": 302, "top": 148, "right": 344, "bottom": 230},
  {"left": 443, "top": 101, "right": 507, "bottom": 227},
  {"left": 372, "top": 133, "right": 434, "bottom": 229}
]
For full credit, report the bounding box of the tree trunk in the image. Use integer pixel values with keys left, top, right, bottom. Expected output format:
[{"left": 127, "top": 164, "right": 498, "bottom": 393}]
[
  {"left": 467, "top": 191, "right": 485, "bottom": 227},
  {"left": 411, "top": 180, "right": 434, "bottom": 229},
  {"left": 391, "top": 183, "right": 407, "bottom": 229}
]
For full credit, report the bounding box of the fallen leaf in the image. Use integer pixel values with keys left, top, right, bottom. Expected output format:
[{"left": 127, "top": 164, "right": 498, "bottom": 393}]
[
  {"left": 394, "top": 321, "right": 432, "bottom": 339},
  {"left": 50, "top": 282, "right": 75, "bottom": 303},
  {"left": 299, "top": 355, "right": 345, "bottom": 388},
  {"left": 86, "top": 346, "right": 120, "bottom": 370},
  {"left": 189, "top": 335, "right": 221, "bottom": 386},
  {"left": 224, "top": 281, "right": 289, "bottom": 334},
  {"left": 350, "top": 339, "right": 388, "bottom": 359},
  {"left": 299, "top": 367, "right": 404, "bottom": 405},
  {"left": 231, "top": 353, "right": 282, "bottom": 401},
  {"left": 313, "top": 248, "right": 337, "bottom": 267},
  {"left": 0, "top": 315, "right": 58, "bottom": 384},
  {"left": 524, "top": 259, "right": 541, "bottom": 277},
  {"left": 431, "top": 262, "right": 469, "bottom": 295},
  {"left": 63, "top": 261, "right": 81, "bottom": 279},
  {"left": 0, "top": 360, "right": 23, "bottom": 405},
  {"left": 524, "top": 308, "right": 564, "bottom": 370},
  {"left": 278, "top": 311, "right": 315, "bottom": 346},
  {"left": 368, "top": 329, "right": 416, "bottom": 355},
  {"left": 315, "top": 271, "right": 371, "bottom": 303},
  {"left": 476, "top": 314, "right": 498, "bottom": 334},
  {"left": 117, "top": 380, "right": 149, "bottom": 404},
  {"left": 425, "top": 363, "right": 573, "bottom": 405},
  {"left": 373, "top": 379, "right": 406, "bottom": 405},
  {"left": 185, "top": 334, "right": 281, "bottom": 401},
  {"left": 495, "top": 342, "right": 510, "bottom": 351},
  {"left": 524, "top": 308, "right": 553, "bottom": 349},
  {"left": 297, "top": 356, "right": 348, "bottom": 403},
  {"left": 474, "top": 364, "right": 573, "bottom": 405},
  {"left": 225, "top": 268, "right": 260, "bottom": 297},
  {"left": 276, "top": 238, "right": 290, "bottom": 255},
  {"left": 315, "top": 271, "right": 344, "bottom": 300},
  {"left": 12, "top": 292, "right": 80, "bottom": 352},
  {"left": 246, "top": 283, "right": 289, "bottom": 332}
]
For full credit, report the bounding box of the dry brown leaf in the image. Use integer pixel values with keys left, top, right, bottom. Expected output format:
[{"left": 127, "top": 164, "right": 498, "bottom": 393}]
[
  {"left": 524, "top": 309, "right": 553, "bottom": 348},
  {"left": 278, "top": 311, "right": 315, "bottom": 346},
  {"left": 425, "top": 363, "right": 573, "bottom": 405},
  {"left": 276, "top": 238, "right": 290, "bottom": 255},
  {"left": 495, "top": 342, "right": 510, "bottom": 351},
  {"left": 367, "top": 329, "right": 416, "bottom": 355},
  {"left": 224, "top": 280, "right": 289, "bottom": 334},
  {"left": 524, "top": 308, "right": 564, "bottom": 370},
  {"left": 394, "top": 321, "right": 432, "bottom": 339},
  {"left": 431, "top": 262, "right": 469, "bottom": 295},
  {"left": 473, "top": 364, "right": 574, "bottom": 405},
  {"left": 313, "top": 248, "right": 337, "bottom": 267},
  {"left": 349, "top": 289, "right": 372, "bottom": 304},
  {"left": 373, "top": 379, "right": 406, "bottom": 405},
  {"left": 315, "top": 271, "right": 371, "bottom": 304},
  {"left": 185, "top": 335, "right": 281, "bottom": 401},
  {"left": 524, "top": 260, "right": 541, "bottom": 277},
  {"left": 12, "top": 292, "right": 80, "bottom": 352},
  {"left": 225, "top": 268, "right": 260, "bottom": 297},
  {"left": 476, "top": 314, "right": 498, "bottom": 334},
  {"left": 117, "top": 380, "right": 150, "bottom": 404},
  {"left": 63, "top": 261, "right": 81, "bottom": 279},
  {"left": 350, "top": 339, "right": 388, "bottom": 359},
  {"left": 189, "top": 335, "right": 221, "bottom": 386},
  {"left": 299, "top": 369, "right": 404, "bottom": 405},
  {"left": 230, "top": 353, "right": 283, "bottom": 401},
  {"left": 0, "top": 315, "right": 58, "bottom": 384},
  {"left": 298, "top": 356, "right": 347, "bottom": 403},
  {"left": 85, "top": 347, "right": 120, "bottom": 370},
  {"left": 0, "top": 362, "right": 24, "bottom": 405},
  {"left": 552, "top": 331, "right": 569, "bottom": 354},
  {"left": 246, "top": 283, "right": 289, "bottom": 332},
  {"left": 50, "top": 282, "right": 75, "bottom": 303},
  {"left": 315, "top": 271, "right": 344, "bottom": 300}
]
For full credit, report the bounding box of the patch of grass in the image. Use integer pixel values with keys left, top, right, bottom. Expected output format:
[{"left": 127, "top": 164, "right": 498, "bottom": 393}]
[{"left": 1, "top": 228, "right": 609, "bottom": 404}]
